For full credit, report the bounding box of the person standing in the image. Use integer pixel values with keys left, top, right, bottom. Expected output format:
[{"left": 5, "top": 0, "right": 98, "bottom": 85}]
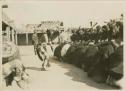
[
  {"left": 59, "top": 30, "right": 67, "bottom": 44},
  {"left": 32, "top": 30, "right": 39, "bottom": 55}
]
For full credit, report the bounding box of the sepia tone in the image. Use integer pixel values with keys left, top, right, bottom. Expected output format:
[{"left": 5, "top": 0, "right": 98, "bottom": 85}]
[{"left": 1, "top": 1, "right": 125, "bottom": 91}]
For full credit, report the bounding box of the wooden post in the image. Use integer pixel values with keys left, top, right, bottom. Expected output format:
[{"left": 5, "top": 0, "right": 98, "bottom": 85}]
[
  {"left": 26, "top": 33, "right": 28, "bottom": 45},
  {"left": 15, "top": 32, "right": 18, "bottom": 45},
  {"left": 11, "top": 29, "right": 15, "bottom": 43},
  {"left": 10, "top": 29, "right": 12, "bottom": 42},
  {"left": 6, "top": 26, "right": 10, "bottom": 41}
]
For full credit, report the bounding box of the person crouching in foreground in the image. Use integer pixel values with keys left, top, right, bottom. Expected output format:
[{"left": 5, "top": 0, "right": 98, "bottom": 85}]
[{"left": 2, "top": 40, "right": 30, "bottom": 89}]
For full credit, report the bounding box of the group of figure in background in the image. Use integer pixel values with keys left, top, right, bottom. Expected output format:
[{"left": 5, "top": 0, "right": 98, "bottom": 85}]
[
  {"left": 70, "top": 19, "right": 123, "bottom": 45},
  {"left": 54, "top": 17, "right": 123, "bottom": 89}
]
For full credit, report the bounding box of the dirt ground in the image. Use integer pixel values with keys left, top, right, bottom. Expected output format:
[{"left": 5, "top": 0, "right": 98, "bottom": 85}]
[{"left": 2, "top": 45, "right": 114, "bottom": 91}]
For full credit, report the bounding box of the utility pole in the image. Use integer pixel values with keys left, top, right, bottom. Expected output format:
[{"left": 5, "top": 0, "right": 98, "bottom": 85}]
[
  {"left": 1, "top": 1, "right": 8, "bottom": 87},
  {"left": 2, "top": 2, "right": 9, "bottom": 41},
  {"left": 121, "top": 14, "right": 123, "bottom": 22}
]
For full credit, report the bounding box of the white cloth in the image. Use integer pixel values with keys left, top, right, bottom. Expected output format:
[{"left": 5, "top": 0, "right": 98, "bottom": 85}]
[
  {"left": 59, "top": 32, "right": 70, "bottom": 43},
  {"left": 61, "top": 44, "right": 71, "bottom": 57}
]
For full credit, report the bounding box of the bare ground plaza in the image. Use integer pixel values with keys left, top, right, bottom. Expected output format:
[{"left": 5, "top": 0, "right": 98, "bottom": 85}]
[{"left": 3, "top": 46, "right": 114, "bottom": 91}]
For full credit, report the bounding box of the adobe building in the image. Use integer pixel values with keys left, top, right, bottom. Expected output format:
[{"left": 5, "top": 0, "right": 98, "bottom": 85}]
[
  {"left": 2, "top": 11, "right": 17, "bottom": 44},
  {"left": 2, "top": 10, "right": 64, "bottom": 46},
  {"left": 16, "top": 21, "right": 64, "bottom": 45}
]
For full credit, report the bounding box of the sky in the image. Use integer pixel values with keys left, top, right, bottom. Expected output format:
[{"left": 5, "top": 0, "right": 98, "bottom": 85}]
[{"left": 2, "top": 1, "right": 125, "bottom": 28}]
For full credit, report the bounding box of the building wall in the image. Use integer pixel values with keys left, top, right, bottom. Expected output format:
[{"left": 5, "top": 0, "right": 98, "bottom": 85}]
[
  {"left": 17, "top": 33, "right": 49, "bottom": 46},
  {"left": 28, "top": 33, "right": 33, "bottom": 45},
  {"left": 17, "top": 34, "right": 27, "bottom": 45},
  {"left": 2, "top": 12, "right": 17, "bottom": 44},
  {"left": 16, "top": 21, "right": 64, "bottom": 45},
  {"left": 2, "top": 21, "right": 17, "bottom": 44}
]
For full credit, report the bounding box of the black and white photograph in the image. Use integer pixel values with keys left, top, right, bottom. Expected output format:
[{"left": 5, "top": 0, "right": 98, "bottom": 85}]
[{"left": 1, "top": 0, "right": 125, "bottom": 91}]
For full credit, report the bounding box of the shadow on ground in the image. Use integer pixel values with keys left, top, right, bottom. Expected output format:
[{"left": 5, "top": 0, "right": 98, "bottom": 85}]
[
  {"left": 51, "top": 56, "right": 114, "bottom": 90},
  {"left": 26, "top": 66, "right": 49, "bottom": 71},
  {"left": 26, "top": 67, "right": 42, "bottom": 71}
]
